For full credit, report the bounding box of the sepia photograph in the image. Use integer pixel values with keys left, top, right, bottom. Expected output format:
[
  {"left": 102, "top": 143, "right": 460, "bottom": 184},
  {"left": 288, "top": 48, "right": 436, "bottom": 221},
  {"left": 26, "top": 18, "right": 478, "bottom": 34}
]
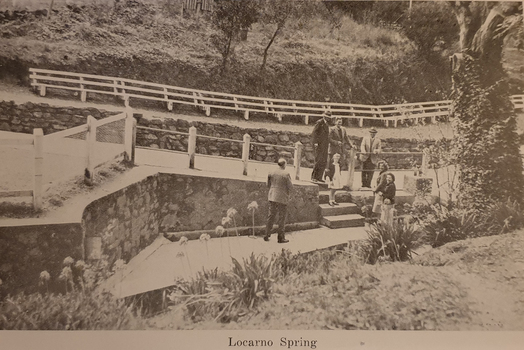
[{"left": 0, "top": 0, "right": 524, "bottom": 349}]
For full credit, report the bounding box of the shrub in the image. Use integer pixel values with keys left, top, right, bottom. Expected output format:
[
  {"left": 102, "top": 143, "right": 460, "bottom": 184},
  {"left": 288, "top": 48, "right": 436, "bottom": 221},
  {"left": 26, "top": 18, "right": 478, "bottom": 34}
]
[
  {"left": 364, "top": 221, "right": 424, "bottom": 264},
  {"left": 0, "top": 257, "right": 141, "bottom": 330},
  {"left": 273, "top": 249, "right": 341, "bottom": 277},
  {"left": 422, "top": 206, "right": 483, "bottom": 248},
  {"left": 0, "top": 290, "right": 139, "bottom": 330},
  {"left": 485, "top": 199, "right": 524, "bottom": 235},
  {"left": 169, "top": 253, "right": 276, "bottom": 322}
]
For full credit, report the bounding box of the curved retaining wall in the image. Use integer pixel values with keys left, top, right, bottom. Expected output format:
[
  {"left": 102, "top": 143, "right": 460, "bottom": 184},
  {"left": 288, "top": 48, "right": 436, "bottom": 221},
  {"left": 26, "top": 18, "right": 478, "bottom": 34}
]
[{"left": 0, "top": 172, "right": 318, "bottom": 297}]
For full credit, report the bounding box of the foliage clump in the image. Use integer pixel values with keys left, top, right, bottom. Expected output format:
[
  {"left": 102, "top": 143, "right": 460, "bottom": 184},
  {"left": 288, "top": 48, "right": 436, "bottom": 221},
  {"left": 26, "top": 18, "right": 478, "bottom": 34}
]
[
  {"left": 451, "top": 54, "right": 524, "bottom": 210},
  {"left": 0, "top": 257, "right": 141, "bottom": 330}
]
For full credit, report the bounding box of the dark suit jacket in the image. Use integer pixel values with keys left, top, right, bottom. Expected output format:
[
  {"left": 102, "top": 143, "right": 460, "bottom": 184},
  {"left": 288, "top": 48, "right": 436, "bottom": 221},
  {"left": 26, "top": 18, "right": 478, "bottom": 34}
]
[
  {"left": 268, "top": 168, "right": 293, "bottom": 205},
  {"left": 311, "top": 118, "right": 330, "bottom": 150},
  {"left": 329, "top": 125, "right": 354, "bottom": 155}
]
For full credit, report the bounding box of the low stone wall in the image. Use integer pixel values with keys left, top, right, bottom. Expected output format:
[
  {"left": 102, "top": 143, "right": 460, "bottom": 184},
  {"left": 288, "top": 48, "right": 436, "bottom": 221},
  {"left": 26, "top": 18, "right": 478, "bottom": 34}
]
[
  {"left": 0, "top": 101, "right": 119, "bottom": 135},
  {"left": 0, "top": 223, "right": 83, "bottom": 298},
  {"left": 82, "top": 172, "right": 319, "bottom": 265}
]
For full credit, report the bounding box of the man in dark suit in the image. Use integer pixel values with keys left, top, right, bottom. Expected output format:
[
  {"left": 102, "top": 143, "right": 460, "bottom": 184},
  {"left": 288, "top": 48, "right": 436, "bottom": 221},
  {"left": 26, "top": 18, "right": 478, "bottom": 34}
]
[
  {"left": 329, "top": 117, "right": 356, "bottom": 170},
  {"left": 265, "top": 158, "right": 293, "bottom": 243},
  {"left": 311, "top": 111, "right": 332, "bottom": 183}
]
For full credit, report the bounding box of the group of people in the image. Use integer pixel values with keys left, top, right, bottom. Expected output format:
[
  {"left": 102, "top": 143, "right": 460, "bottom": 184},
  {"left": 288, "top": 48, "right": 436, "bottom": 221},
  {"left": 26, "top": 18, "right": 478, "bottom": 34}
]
[{"left": 263, "top": 111, "right": 396, "bottom": 243}]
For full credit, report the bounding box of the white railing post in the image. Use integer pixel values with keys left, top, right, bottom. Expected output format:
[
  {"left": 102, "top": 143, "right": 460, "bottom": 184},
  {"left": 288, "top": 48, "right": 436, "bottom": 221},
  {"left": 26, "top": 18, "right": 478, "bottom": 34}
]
[
  {"left": 244, "top": 110, "right": 250, "bottom": 120},
  {"left": 39, "top": 85, "right": 46, "bottom": 97},
  {"left": 80, "top": 76, "right": 86, "bottom": 102},
  {"left": 188, "top": 126, "right": 197, "bottom": 169},
  {"left": 124, "top": 108, "right": 136, "bottom": 165},
  {"left": 85, "top": 115, "right": 97, "bottom": 185},
  {"left": 346, "top": 148, "right": 357, "bottom": 190},
  {"left": 33, "top": 128, "right": 43, "bottom": 210},
  {"left": 242, "top": 133, "right": 251, "bottom": 176},
  {"left": 294, "top": 141, "right": 303, "bottom": 181}
]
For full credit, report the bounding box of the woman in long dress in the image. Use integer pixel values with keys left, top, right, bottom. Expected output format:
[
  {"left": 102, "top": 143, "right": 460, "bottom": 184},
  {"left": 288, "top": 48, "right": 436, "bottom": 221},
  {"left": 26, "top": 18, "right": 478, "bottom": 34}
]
[
  {"left": 372, "top": 161, "right": 389, "bottom": 215},
  {"left": 326, "top": 153, "right": 343, "bottom": 206}
]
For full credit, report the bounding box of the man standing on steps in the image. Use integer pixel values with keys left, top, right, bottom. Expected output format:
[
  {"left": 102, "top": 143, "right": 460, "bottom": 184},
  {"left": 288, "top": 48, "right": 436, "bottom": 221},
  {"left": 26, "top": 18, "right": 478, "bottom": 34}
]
[
  {"left": 311, "top": 111, "right": 332, "bottom": 183},
  {"left": 359, "top": 127, "right": 382, "bottom": 189},
  {"left": 265, "top": 158, "right": 293, "bottom": 243},
  {"left": 329, "top": 116, "right": 356, "bottom": 170}
]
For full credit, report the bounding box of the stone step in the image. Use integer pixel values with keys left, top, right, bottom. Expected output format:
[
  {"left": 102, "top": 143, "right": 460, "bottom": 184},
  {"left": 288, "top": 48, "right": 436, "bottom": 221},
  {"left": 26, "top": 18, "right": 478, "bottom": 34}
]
[
  {"left": 318, "top": 191, "right": 352, "bottom": 204},
  {"left": 319, "top": 202, "right": 360, "bottom": 216},
  {"left": 320, "top": 214, "right": 366, "bottom": 229},
  {"left": 349, "top": 189, "right": 415, "bottom": 207}
]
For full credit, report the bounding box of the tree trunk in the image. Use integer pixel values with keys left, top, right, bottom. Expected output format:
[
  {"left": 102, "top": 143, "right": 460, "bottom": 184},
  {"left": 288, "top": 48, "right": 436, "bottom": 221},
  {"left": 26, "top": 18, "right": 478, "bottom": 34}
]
[
  {"left": 449, "top": 1, "right": 523, "bottom": 209},
  {"left": 261, "top": 26, "right": 281, "bottom": 71}
]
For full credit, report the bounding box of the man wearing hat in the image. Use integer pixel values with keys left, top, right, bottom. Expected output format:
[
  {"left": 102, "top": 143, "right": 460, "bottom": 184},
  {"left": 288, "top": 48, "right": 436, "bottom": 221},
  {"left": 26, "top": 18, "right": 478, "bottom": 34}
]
[
  {"left": 310, "top": 111, "right": 332, "bottom": 183},
  {"left": 359, "top": 127, "right": 382, "bottom": 188}
]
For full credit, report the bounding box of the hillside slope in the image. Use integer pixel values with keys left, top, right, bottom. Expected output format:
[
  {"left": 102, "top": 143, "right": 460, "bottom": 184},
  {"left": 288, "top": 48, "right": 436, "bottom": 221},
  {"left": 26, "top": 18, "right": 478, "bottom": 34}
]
[{"left": 0, "top": 1, "right": 452, "bottom": 105}]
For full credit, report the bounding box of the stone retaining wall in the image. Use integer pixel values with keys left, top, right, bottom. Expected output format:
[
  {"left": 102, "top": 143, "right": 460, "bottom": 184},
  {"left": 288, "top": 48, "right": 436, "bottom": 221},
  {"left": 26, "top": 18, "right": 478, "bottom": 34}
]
[
  {"left": 135, "top": 114, "right": 427, "bottom": 170},
  {"left": 0, "top": 101, "right": 119, "bottom": 135},
  {"left": 0, "top": 223, "right": 83, "bottom": 299},
  {"left": 0, "top": 101, "right": 428, "bottom": 169},
  {"left": 82, "top": 172, "right": 319, "bottom": 265}
]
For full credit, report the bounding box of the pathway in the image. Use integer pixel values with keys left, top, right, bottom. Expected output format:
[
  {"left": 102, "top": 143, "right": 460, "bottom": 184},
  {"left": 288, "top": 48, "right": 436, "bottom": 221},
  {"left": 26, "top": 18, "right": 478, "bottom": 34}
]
[{"left": 104, "top": 225, "right": 368, "bottom": 299}]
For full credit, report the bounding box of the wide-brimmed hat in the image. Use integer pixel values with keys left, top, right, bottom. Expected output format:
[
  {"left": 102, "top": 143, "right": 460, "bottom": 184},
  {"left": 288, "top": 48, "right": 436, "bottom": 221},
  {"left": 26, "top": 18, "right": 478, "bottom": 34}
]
[{"left": 369, "top": 127, "right": 378, "bottom": 134}]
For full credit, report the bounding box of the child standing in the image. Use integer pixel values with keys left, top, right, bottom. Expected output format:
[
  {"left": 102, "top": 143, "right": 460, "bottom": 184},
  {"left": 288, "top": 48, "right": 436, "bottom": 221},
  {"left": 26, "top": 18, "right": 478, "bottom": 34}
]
[{"left": 326, "top": 153, "right": 343, "bottom": 206}]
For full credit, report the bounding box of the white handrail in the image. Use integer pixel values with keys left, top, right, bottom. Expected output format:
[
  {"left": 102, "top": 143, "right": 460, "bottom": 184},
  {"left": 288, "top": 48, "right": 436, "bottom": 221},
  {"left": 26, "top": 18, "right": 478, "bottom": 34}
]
[{"left": 29, "top": 68, "right": 524, "bottom": 127}]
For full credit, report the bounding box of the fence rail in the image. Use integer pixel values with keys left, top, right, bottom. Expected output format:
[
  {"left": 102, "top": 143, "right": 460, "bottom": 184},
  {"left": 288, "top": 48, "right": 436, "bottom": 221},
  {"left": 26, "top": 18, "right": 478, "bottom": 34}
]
[
  {"left": 30, "top": 68, "right": 524, "bottom": 128},
  {"left": 0, "top": 129, "right": 42, "bottom": 208},
  {"left": 135, "top": 124, "right": 426, "bottom": 189},
  {"left": 1, "top": 109, "right": 137, "bottom": 209}
]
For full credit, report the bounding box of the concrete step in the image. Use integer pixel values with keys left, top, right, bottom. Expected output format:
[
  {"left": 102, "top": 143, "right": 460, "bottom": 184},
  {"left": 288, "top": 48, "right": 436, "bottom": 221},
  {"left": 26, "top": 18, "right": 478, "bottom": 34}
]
[
  {"left": 319, "top": 191, "right": 352, "bottom": 204},
  {"left": 349, "top": 189, "right": 415, "bottom": 207},
  {"left": 319, "top": 202, "right": 360, "bottom": 216},
  {"left": 320, "top": 213, "right": 366, "bottom": 229}
]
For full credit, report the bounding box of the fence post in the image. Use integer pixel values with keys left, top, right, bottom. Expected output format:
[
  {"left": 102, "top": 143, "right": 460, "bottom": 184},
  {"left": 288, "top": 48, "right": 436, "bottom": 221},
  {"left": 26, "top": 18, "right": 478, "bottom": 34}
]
[
  {"left": 244, "top": 110, "right": 250, "bottom": 120},
  {"left": 242, "top": 133, "right": 251, "bottom": 176},
  {"left": 85, "top": 115, "right": 97, "bottom": 185},
  {"left": 33, "top": 128, "right": 43, "bottom": 210},
  {"left": 294, "top": 141, "right": 303, "bottom": 181},
  {"left": 80, "top": 77, "right": 86, "bottom": 102},
  {"left": 346, "top": 148, "right": 357, "bottom": 190},
  {"left": 188, "top": 126, "right": 197, "bottom": 169},
  {"left": 421, "top": 148, "right": 429, "bottom": 175},
  {"left": 124, "top": 108, "right": 136, "bottom": 165}
]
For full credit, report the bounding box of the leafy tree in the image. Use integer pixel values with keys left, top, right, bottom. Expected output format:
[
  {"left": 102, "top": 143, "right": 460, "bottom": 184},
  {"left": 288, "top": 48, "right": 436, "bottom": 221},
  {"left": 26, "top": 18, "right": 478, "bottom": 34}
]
[
  {"left": 449, "top": 1, "right": 524, "bottom": 210},
  {"left": 401, "top": 2, "right": 459, "bottom": 60},
  {"left": 258, "top": 0, "right": 296, "bottom": 70},
  {"left": 211, "top": 0, "right": 259, "bottom": 70}
]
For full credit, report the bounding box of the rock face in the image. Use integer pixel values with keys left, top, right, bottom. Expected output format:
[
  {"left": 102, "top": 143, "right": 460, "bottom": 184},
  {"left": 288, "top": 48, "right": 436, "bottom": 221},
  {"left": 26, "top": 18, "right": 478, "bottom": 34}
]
[{"left": 82, "top": 172, "right": 319, "bottom": 265}]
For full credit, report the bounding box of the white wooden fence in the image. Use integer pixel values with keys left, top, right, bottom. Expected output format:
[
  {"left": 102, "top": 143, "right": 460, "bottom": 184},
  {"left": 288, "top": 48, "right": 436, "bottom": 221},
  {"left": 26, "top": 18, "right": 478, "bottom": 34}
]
[
  {"left": 0, "top": 129, "right": 43, "bottom": 209},
  {"left": 44, "top": 109, "right": 136, "bottom": 184},
  {"left": 0, "top": 109, "right": 136, "bottom": 209},
  {"left": 29, "top": 68, "right": 524, "bottom": 128},
  {"left": 138, "top": 124, "right": 426, "bottom": 190}
]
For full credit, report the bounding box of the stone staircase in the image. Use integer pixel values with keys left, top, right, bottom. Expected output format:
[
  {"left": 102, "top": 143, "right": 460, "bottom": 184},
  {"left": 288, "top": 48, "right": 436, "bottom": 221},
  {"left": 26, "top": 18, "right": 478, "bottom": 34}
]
[
  {"left": 318, "top": 186, "right": 367, "bottom": 229},
  {"left": 317, "top": 184, "right": 417, "bottom": 229}
]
